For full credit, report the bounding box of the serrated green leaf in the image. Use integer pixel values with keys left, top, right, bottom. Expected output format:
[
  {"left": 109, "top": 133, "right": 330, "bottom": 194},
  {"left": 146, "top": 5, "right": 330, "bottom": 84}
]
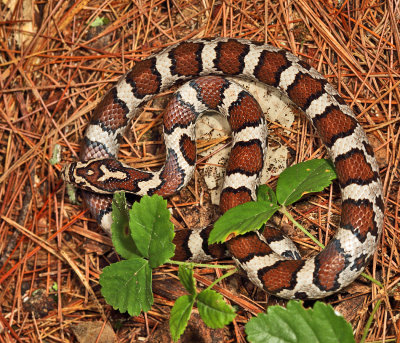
[
  {"left": 209, "top": 201, "right": 279, "bottom": 244},
  {"left": 178, "top": 265, "right": 196, "bottom": 295},
  {"left": 197, "top": 289, "right": 236, "bottom": 329},
  {"left": 245, "top": 300, "right": 355, "bottom": 343},
  {"left": 99, "top": 258, "right": 153, "bottom": 317},
  {"left": 257, "top": 184, "right": 277, "bottom": 204},
  {"left": 276, "top": 159, "right": 337, "bottom": 206},
  {"left": 169, "top": 295, "right": 195, "bottom": 342},
  {"left": 129, "top": 195, "right": 175, "bottom": 268},
  {"left": 111, "top": 192, "right": 141, "bottom": 259}
]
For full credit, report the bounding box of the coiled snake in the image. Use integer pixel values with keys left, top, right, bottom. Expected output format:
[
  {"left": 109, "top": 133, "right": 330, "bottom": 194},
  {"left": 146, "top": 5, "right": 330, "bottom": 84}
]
[{"left": 62, "top": 38, "right": 384, "bottom": 299}]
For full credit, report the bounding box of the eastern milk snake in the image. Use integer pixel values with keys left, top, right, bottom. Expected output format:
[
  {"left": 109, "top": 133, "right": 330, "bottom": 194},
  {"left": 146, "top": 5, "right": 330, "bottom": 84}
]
[{"left": 62, "top": 38, "right": 384, "bottom": 299}]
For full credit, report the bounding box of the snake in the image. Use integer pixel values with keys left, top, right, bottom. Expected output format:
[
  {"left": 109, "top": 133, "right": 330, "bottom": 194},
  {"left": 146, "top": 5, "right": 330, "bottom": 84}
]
[{"left": 62, "top": 38, "right": 384, "bottom": 299}]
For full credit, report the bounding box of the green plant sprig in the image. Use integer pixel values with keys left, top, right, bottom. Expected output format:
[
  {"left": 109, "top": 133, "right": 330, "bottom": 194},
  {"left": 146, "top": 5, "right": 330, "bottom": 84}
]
[{"left": 97, "top": 159, "right": 382, "bottom": 342}]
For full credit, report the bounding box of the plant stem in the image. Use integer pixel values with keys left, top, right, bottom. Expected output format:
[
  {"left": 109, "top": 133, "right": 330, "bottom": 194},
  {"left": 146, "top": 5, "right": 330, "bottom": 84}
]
[
  {"left": 167, "top": 260, "right": 238, "bottom": 292},
  {"left": 167, "top": 259, "right": 236, "bottom": 270},
  {"left": 204, "top": 268, "right": 238, "bottom": 292},
  {"left": 279, "top": 206, "right": 325, "bottom": 249},
  {"left": 361, "top": 273, "right": 383, "bottom": 288},
  {"left": 359, "top": 299, "right": 382, "bottom": 343}
]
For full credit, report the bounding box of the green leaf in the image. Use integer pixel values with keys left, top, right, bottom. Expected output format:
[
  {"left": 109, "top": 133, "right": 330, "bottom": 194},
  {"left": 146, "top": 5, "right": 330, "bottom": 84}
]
[
  {"left": 245, "top": 300, "right": 355, "bottom": 343},
  {"left": 111, "top": 192, "right": 141, "bottom": 259},
  {"left": 178, "top": 264, "right": 196, "bottom": 295},
  {"left": 209, "top": 201, "right": 279, "bottom": 244},
  {"left": 66, "top": 183, "right": 78, "bottom": 204},
  {"left": 129, "top": 195, "right": 175, "bottom": 268},
  {"left": 99, "top": 258, "right": 153, "bottom": 317},
  {"left": 257, "top": 184, "right": 277, "bottom": 204},
  {"left": 276, "top": 159, "right": 337, "bottom": 206},
  {"left": 169, "top": 295, "right": 195, "bottom": 342},
  {"left": 49, "top": 144, "right": 61, "bottom": 165},
  {"left": 197, "top": 289, "right": 236, "bottom": 329},
  {"left": 90, "top": 16, "right": 110, "bottom": 27}
]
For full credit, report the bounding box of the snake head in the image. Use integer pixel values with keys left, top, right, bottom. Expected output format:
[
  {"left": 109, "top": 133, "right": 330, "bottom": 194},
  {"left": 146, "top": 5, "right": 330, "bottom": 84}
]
[
  {"left": 61, "top": 159, "right": 127, "bottom": 194},
  {"left": 61, "top": 160, "right": 97, "bottom": 190},
  {"left": 61, "top": 158, "right": 153, "bottom": 194}
]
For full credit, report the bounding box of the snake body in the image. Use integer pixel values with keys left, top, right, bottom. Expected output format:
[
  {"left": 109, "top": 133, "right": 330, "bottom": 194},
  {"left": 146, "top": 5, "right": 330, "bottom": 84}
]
[{"left": 62, "top": 38, "right": 384, "bottom": 299}]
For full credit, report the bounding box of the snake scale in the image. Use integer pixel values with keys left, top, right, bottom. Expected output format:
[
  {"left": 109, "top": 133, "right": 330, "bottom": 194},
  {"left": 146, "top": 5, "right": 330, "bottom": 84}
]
[{"left": 62, "top": 38, "right": 384, "bottom": 299}]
